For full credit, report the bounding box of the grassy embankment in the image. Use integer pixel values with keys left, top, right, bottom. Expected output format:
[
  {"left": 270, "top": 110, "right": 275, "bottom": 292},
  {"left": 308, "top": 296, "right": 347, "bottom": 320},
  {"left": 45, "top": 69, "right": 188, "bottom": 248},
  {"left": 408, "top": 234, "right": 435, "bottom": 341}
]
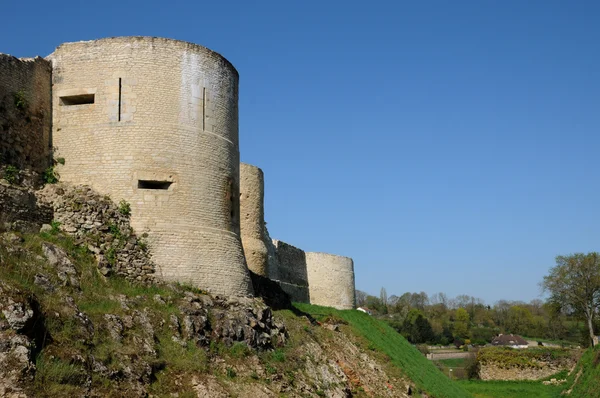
[
  {"left": 562, "top": 345, "right": 600, "bottom": 397},
  {"left": 294, "top": 303, "right": 472, "bottom": 398},
  {"left": 457, "top": 373, "right": 567, "bottom": 398}
]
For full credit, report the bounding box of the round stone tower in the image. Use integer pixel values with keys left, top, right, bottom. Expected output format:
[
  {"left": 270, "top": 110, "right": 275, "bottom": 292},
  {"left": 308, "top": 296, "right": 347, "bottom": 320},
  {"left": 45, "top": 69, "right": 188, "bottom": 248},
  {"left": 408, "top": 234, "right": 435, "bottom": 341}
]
[
  {"left": 305, "top": 252, "right": 356, "bottom": 310},
  {"left": 239, "top": 163, "right": 269, "bottom": 277},
  {"left": 48, "top": 37, "right": 253, "bottom": 296}
]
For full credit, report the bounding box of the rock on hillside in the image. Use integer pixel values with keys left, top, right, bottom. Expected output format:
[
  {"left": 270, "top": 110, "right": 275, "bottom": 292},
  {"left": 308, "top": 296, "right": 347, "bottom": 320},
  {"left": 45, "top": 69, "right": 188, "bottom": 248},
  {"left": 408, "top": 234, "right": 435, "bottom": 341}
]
[
  {"left": 0, "top": 230, "right": 416, "bottom": 397},
  {"left": 0, "top": 181, "right": 424, "bottom": 397}
]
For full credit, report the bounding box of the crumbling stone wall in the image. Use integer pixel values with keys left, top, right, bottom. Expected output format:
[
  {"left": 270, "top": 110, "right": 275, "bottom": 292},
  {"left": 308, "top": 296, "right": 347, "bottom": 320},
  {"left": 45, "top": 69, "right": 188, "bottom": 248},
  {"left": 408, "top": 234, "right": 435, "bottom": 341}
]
[
  {"left": 47, "top": 37, "right": 252, "bottom": 296},
  {"left": 240, "top": 163, "right": 269, "bottom": 276},
  {"left": 36, "top": 183, "right": 156, "bottom": 282},
  {"left": 0, "top": 54, "right": 52, "bottom": 172},
  {"left": 270, "top": 240, "right": 310, "bottom": 303},
  {"left": 306, "top": 252, "right": 356, "bottom": 310}
]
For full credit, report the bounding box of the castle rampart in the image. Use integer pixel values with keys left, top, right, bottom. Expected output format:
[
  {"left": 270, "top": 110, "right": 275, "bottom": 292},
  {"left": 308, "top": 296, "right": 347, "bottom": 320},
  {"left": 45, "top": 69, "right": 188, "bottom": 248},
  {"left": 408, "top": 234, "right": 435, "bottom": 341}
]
[
  {"left": 239, "top": 163, "right": 269, "bottom": 276},
  {"left": 305, "top": 252, "right": 356, "bottom": 310},
  {"left": 270, "top": 240, "right": 310, "bottom": 303},
  {"left": 0, "top": 37, "right": 358, "bottom": 305},
  {"left": 47, "top": 37, "right": 252, "bottom": 296},
  {"left": 0, "top": 54, "right": 52, "bottom": 172}
]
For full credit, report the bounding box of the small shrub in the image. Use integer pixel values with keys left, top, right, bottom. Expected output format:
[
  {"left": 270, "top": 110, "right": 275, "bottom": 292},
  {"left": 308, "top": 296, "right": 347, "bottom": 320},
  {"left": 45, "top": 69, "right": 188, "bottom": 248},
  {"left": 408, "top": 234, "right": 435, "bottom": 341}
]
[
  {"left": 416, "top": 344, "right": 430, "bottom": 356},
  {"left": 271, "top": 349, "right": 286, "bottom": 362},
  {"left": 13, "top": 90, "right": 28, "bottom": 111},
  {"left": 108, "top": 224, "right": 122, "bottom": 239},
  {"left": 118, "top": 200, "right": 131, "bottom": 216},
  {"left": 55, "top": 157, "right": 66, "bottom": 165},
  {"left": 229, "top": 342, "right": 251, "bottom": 358},
  {"left": 105, "top": 248, "right": 116, "bottom": 265},
  {"left": 138, "top": 239, "right": 148, "bottom": 251},
  {"left": 3, "top": 165, "right": 19, "bottom": 184},
  {"left": 43, "top": 167, "right": 59, "bottom": 184},
  {"left": 226, "top": 367, "right": 236, "bottom": 378},
  {"left": 464, "top": 356, "right": 480, "bottom": 379},
  {"left": 50, "top": 221, "right": 61, "bottom": 235}
]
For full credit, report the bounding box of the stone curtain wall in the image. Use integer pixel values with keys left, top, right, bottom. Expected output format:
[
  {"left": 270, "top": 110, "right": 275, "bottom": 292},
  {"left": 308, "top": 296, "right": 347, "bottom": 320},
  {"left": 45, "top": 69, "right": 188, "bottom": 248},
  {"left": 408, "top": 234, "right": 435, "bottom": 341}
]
[
  {"left": 239, "top": 163, "right": 269, "bottom": 276},
  {"left": 305, "top": 252, "right": 356, "bottom": 310},
  {"left": 271, "top": 240, "right": 310, "bottom": 303},
  {"left": 47, "top": 37, "right": 252, "bottom": 296},
  {"left": 0, "top": 55, "right": 52, "bottom": 172}
]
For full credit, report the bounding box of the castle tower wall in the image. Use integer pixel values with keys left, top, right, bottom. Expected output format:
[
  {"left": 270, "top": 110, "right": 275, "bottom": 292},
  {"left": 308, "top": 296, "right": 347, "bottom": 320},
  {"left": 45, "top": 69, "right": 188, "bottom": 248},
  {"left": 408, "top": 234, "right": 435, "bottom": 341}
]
[
  {"left": 47, "top": 37, "right": 252, "bottom": 296},
  {"left": 0, "top": 55, "right": 52, "bottom": 172},
  {"left": 271, "top": 240, "right": 310, "bottom": 303},
  {"left": 239, "top": 163, "right": 269, "bottom": 277},
  {"left": 305, "top": 252, "right": 356, "bottom": 310}
]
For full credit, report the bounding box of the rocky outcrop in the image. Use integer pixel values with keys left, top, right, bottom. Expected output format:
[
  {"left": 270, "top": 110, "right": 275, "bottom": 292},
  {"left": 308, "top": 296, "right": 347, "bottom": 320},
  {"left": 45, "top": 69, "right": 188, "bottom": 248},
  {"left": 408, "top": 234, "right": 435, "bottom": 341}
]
[
  {"left": 0, "top": 233, "right": 288, "bottom": 396},
  {"left": 0, "top": 282, "right": 43, "bottom": 397}
]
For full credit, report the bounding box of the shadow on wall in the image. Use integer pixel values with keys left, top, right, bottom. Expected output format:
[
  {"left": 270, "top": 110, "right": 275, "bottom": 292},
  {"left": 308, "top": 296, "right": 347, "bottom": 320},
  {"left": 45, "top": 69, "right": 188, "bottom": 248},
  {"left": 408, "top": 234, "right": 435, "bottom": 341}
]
[
  {"left": 270, "top": 240, "right": 311, "bottom": 304},
  {"left": 249, "top": 270, "right": 319, "bottom": 325}
]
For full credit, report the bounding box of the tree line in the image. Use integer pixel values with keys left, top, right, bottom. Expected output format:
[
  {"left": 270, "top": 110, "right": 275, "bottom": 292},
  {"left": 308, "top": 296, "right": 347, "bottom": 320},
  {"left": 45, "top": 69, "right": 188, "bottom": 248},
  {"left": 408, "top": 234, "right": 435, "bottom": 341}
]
[
  {"left": 356, "top": 252, "right": 600, "bottom": 346},
  {"left": 356, "top": 289, "right": 580, "bottom": 346},
  {"left": 358, "top": 252, "right": 600, "bottom": 347}
]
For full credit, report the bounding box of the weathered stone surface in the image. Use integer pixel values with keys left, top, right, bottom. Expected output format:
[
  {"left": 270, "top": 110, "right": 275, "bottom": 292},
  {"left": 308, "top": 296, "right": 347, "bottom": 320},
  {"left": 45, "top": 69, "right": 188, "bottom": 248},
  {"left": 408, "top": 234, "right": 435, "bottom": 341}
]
[
  {"left": 240, "top": 163, "right": 269, "bottom": 277},
  {"left": 0, "top": 181, "right": 52, "bottom": 233},
  {"left": 270, "top": 239, "right": 310, "bottom": 303},
  {"left": 41, "top": 242, "right": 79, "bottom": 288},
  {"left": 305, "top": 252, "right": 356, "bottom": 310},
  {"left": 0, "top": 54, "right": 52, "bottom": 173},
  {"left": 47, "top": 37, "right": 253, "bottom": 297}
]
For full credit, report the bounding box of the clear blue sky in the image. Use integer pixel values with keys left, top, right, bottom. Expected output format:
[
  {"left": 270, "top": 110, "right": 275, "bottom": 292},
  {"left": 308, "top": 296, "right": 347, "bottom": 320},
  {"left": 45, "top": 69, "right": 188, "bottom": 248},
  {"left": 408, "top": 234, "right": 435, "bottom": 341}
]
[{"left": 2, "top": 1, "right": 598, "bottom": 304}]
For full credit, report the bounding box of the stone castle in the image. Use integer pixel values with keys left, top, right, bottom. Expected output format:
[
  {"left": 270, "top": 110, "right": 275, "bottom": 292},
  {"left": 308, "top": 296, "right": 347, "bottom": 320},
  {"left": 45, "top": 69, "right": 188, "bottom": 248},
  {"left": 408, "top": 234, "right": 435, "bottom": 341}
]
[{"left": 0, "top": 36, "right": 356, "bottom": 309}]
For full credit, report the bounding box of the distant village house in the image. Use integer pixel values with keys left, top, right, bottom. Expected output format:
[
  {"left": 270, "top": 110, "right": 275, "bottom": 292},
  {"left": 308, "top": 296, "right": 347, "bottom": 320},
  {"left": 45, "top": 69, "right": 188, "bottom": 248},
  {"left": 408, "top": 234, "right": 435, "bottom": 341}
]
[{"left": 491, "top": 334, "right": 529, "bottom": 349}]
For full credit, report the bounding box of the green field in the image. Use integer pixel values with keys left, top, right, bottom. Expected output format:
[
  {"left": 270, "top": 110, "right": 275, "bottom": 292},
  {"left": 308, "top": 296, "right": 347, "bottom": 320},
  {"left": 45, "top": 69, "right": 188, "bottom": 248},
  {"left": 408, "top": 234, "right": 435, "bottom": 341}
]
[
  {"left": 437, "top": 358, "right": 468, "bottom": 367},
  {"left": 458, "top": 379, "right": 564, "bottom": 398},
  {"left": 294, "top": 303, "right": 471, "bottom": 398}
]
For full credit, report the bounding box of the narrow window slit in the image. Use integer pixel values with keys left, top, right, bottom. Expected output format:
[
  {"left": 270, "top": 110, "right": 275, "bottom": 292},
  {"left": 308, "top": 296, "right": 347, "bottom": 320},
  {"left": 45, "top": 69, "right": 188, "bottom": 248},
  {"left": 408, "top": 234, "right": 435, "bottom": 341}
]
[
  {"left": 60, "top": 94, "right": 95, "bottom": 106},
  {"left": 118, "top": 78, "right": 122, "bottom": 121},
  {"left": 202, "top": 87, "right": 206, "bottom": 131},
  {"left": 138, "top": 180, "right": 172, "bottom": 190}
]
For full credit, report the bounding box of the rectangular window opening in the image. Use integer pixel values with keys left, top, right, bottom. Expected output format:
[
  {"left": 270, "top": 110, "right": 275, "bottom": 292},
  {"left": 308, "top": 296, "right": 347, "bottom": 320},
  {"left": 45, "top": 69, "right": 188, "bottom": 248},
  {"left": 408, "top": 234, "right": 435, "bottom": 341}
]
[
  {"left": 60, "top": 94, "right": 95, "bottom": 106},
  {"left": 138, "top": 180, "right": 173, "bottom": 190}
]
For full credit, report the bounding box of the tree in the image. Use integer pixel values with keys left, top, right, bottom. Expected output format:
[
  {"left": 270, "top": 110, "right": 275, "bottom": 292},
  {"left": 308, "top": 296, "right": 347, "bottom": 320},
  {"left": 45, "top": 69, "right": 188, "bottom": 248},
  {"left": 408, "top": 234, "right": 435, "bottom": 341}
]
[
  {"left": 400, "top": 309, "right": 434, "bottom": 344},
  {"left": 542, "top": 252, "right": 600, "bottom": 347},
  {"left": 506, "top": 305, "right": 533, "bottom": 335},
  {"left": 355, "top": 290, "right": 368, "bottom": 307},
  {"left": 380, "top": 287, "right": 388, "bottom": 312},
  {"left": 453, "top": 308, "right": 470, "bottom": 339}
]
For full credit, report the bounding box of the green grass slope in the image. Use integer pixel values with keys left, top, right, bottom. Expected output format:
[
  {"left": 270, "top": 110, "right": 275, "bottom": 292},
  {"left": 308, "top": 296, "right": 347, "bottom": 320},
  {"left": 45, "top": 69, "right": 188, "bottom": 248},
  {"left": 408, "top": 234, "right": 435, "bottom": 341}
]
[
  {"left": 294, "top": 303, "right": 471, "bottom": 398},
  {"left": 565, "top": 346, "right": 600, "bottom": 397},
  {"left": 457, "top": 376, "right": 565, "bottom": 398}
]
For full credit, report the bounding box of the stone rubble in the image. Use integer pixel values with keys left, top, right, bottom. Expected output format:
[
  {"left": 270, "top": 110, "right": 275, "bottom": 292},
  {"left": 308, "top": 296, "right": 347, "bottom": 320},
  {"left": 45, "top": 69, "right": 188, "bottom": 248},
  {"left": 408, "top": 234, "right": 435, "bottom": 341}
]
[{"left": 36, "top": 183, "right": 156, "bottom": 283}]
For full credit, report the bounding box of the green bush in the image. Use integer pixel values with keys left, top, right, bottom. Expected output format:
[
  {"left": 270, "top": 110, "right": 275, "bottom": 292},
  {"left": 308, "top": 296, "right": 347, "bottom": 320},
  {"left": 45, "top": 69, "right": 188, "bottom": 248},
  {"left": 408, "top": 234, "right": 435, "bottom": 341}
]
[
  {"left": 50, "top": 221, "right": 61, "bottom": 235},
  {"left": 13, "top": 90, "right": 28, "bottom": 111},
  {"left": 43, "top": 166, "right": 59, "bottom": 184},
  {"left": 118, "top": 200, "right": 131, "bottom": 216},
  {"left": 3, "top": 165, "right": 19, "bottom": 184}
]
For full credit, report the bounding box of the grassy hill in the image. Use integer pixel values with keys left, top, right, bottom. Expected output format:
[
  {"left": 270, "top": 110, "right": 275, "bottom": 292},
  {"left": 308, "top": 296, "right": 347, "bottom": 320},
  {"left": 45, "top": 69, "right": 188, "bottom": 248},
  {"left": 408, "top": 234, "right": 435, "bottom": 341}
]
[
  {"left": 294, "top": 303, "right": 471, "bottom": 398},
  {"left": 563, "top": 345, "right": 600, "bottom": 397},
  {"left": 0, "top": 230, "right": 473, "bottom": 397}
]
